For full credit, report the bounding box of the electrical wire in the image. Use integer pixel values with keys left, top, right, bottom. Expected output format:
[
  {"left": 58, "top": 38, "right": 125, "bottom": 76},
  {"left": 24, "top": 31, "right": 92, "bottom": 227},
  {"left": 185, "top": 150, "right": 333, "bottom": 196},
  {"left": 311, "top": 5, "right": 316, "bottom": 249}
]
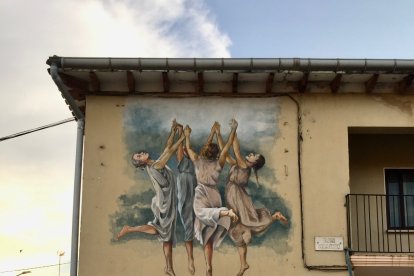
[
  {"left": 0, "top": 262, "right": 70, "bottom": 274},
  {"left": 0, "top": 118, "right": 76, "bottom": 274},
  {"left": 0, "top": 118, "right": 75, "bottom": 142}
]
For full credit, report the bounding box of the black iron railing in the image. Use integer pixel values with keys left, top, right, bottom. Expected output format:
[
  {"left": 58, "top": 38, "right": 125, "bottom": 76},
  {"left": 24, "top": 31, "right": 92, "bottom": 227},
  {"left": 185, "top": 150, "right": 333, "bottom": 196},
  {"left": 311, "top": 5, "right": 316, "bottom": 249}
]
[{"left": 346, "top": 194, "right": 414, "bottom": 253}]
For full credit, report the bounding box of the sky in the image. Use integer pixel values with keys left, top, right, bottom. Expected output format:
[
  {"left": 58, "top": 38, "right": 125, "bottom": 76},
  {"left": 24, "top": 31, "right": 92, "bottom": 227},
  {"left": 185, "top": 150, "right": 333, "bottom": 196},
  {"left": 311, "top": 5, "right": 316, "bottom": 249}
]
[{"left": 0, "top": 0, "right": 413, "bottom": 275}]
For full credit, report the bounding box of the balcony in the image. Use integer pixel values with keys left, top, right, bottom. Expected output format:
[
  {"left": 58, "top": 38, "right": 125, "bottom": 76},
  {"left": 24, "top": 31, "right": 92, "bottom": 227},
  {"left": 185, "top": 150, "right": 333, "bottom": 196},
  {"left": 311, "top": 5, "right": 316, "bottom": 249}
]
[{"left": 346, "top": 194, "right": 414, "bottom": 253}]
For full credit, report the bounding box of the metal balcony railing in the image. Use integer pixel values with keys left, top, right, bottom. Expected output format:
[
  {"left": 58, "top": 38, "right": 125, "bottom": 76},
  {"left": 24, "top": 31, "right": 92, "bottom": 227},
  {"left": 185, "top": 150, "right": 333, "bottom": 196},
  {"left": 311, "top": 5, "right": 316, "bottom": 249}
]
[{"left": 346, "top": 194, "right": 414, "bottom": 253}]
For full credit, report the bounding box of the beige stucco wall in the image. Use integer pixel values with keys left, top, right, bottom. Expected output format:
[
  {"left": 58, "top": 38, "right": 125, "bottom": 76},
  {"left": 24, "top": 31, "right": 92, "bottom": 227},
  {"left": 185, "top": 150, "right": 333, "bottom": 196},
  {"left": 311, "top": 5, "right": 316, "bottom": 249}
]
[
  {"left": 349, "top": 134, "right": 414, "bottom": 195},
  {"left": 299, "top": 94, "right": 414, "bottom": 270},
  {"left": 348, "top": 134, "right": 414, "bottom": 255},
  {"left": 77, "top": 94, "right": 414, "bottom": 276}
]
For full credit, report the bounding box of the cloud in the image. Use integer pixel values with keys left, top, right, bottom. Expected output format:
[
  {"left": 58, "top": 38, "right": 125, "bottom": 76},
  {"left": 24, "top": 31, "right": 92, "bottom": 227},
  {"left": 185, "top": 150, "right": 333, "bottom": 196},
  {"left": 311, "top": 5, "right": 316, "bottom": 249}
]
[
  {"left": 0, "top": 0, "right": 231, "bottom": 274},
  {"left": 97, "top": 0, "right": 231, "bottom": 57}
]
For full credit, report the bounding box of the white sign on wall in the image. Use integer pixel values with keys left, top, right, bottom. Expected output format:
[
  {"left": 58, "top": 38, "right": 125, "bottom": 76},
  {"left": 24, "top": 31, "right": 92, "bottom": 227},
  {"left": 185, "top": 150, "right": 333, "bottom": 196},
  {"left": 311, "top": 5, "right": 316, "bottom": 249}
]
[{"left": 315, "top": 237, "right": 343, "bottom": 251}]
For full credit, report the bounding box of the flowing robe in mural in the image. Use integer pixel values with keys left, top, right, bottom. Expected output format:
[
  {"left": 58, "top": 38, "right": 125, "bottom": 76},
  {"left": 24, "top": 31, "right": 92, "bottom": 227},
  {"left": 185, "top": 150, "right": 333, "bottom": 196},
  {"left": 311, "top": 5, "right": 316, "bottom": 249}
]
[
  {"left": 193, "top": 158, "right": 230, "bottom": 248},
  {"left": 146, "top": 163, "right": 177, "bottom": 243},
  {"left": 177, "top": 155, "right": 197, "bottom": 241},
  {"left": 225, "top": 165, "right": 274, "bottom": 246}
]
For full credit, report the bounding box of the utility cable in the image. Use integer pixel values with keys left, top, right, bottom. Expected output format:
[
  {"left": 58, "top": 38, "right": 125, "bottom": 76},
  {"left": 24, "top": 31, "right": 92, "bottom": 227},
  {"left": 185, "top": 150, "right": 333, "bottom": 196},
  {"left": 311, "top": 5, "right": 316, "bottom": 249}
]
[
  {"left": 0, "top": 262, "right": 70, "bottom": 274},
  {"left": 0, "top": 118, "right": 75, "bottom": 142}
]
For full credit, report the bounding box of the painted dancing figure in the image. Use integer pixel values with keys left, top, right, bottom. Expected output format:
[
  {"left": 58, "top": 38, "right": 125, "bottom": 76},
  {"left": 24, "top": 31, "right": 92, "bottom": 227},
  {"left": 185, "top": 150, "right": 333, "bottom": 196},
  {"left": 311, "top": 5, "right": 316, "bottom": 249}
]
[
  {"left": 216, "top": 123, "right": 288, "bottom": 276},
  {"left": 117, "top": 120, "right": 183, "bottom": 276},
  {"left": 184, "top": 119, "right": 239, "bottom": 276},
  {"left": 175, "top": 123, "right": 197, "bottom": 275}
]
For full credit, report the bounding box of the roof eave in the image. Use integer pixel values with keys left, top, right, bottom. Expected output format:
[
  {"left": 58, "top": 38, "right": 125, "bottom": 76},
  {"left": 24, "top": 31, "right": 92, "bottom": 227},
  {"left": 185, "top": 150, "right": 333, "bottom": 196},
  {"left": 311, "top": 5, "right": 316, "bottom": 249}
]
[{"left": 47, "top": 56, "right": 414, "bottom": 73}]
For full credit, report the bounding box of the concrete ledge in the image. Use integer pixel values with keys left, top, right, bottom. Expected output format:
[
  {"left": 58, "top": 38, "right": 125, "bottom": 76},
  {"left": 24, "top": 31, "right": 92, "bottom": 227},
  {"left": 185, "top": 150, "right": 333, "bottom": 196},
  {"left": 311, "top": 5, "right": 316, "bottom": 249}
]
[{"left": 351, "top": 254, "right": 414, "bottom": 267}]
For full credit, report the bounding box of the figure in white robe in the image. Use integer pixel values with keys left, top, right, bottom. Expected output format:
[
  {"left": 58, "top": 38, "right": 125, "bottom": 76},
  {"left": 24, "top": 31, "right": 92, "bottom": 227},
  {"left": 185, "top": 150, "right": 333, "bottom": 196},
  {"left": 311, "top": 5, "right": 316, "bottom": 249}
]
[
  {"left": 117, "top": 120, "right": 184, "bottom": 276},
  {"left": 146, "top": 163, "right": 177, "bottom": 243},
  {"left": 192, "top": 157, "right": 230, "bottom": 248}
]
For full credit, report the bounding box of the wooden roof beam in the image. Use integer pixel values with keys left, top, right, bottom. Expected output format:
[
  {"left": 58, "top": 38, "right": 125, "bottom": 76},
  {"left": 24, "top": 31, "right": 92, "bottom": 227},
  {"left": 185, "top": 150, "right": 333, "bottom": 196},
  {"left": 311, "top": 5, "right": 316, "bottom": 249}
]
[
  {"left": 126, "top": 71, "right": 135, "bottom": 93},
  {"left": 396, "top": 74, "right": 414, "bottom": 93},
  {"left": 197, "top": 72, "right": 204, "bottom": 93},
  {"left": 298, "top": 72, "right": 309, "bottom": 93},
  {"left": 330, "top": 73, "right": 342, "bottom": 93},
  {"left": 89, "top": 71, "right": 100, "bottom": 92},
  {"left": 69, "top": 89, "right": 85, "bottom": 101},
  {"left": 365, "top": 73, "right": 379, "bottom": 93},
  {"left": 265, "top": 72, "right": 275, "bottom": 93},
  {"left": 162, "top": 72, "right": 169, "bottom": 93},
  {"left": 232, "top": 73, "right": 238, "bottom": 93},
  {"left": 58, "top": 72, "right": 89, "bottom": 91}
]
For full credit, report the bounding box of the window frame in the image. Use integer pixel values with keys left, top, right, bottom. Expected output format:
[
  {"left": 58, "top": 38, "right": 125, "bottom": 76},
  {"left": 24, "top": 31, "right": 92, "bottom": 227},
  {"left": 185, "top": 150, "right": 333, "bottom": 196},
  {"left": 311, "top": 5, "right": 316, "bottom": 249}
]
[{"left": 385, "top": 168, "right": 414, "bottom": 230}]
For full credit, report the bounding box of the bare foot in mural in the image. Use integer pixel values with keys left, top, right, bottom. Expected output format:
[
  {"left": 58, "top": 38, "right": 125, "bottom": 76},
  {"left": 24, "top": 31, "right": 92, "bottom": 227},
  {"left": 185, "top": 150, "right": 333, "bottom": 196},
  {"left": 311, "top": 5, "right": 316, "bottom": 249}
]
[
  {"left": 188, "top": 258, "right": 195, "bottom": 275},
  {"left": 206, "top": 266, "right": 212, "bottom": 276},
  {"left": 116, "top": 224, "right": 158, "bottom": 240},
  {"left": 184, "top": 241, "right": 195, "bottom": 275},
  {"left": 116, "top": 225, "right": 131, "bottom": 240},
  {"left": 237, "top": 264, "right": 250, "bottom": 276},
  {"left": 164, "top": 267, "right": 176, "bottom": 276},
  {"left": 272, "top": 211, "right": 288, "bottom": 225}
]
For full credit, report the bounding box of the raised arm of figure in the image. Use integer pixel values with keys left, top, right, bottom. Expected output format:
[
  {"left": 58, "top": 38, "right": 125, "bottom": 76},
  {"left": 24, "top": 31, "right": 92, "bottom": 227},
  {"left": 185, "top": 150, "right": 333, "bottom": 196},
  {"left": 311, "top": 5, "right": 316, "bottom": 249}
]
[
  {"left": 184, "top": 125, "right": 198, "bottom": 162},
  {"left": 206, "top": 122, "right": 216, "bottom": 144},
  {"left": 218, "top": 119, "right": 238, "bottom": 168},
  {"left": 176, "top": 123, "right": 184, "bottom": 162},
  {"left": 215, "top": 122, "right": 236, "bottom": 166},
  {"left": 154, "top": 133, "right": 186, "bottom": 170},
  {"left": 233, "top": 133, "right": 248, "bottom": 169},
  {"left": 160, "top": 119, "right": 177, "bottom": 158}
]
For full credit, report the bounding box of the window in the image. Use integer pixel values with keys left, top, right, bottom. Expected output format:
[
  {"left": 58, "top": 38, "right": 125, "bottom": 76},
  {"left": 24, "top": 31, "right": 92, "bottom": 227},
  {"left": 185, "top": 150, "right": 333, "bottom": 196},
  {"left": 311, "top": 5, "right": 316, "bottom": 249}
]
[{"left": 386, "top": 169, "right": 414, "bottom": 229}]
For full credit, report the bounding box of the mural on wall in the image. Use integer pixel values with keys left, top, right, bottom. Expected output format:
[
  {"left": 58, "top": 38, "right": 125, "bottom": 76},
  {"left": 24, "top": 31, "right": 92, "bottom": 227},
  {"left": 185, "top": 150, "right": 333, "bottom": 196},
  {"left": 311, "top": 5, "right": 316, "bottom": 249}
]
[{"left": 111, "top": 98, "right": 291, "bottom": 276}]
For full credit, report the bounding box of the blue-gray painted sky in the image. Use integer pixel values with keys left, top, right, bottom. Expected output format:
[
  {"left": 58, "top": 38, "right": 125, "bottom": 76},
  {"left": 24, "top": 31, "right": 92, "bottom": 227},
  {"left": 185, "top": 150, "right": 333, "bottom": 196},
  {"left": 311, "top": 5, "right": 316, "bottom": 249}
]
[
  {"left": 123, "top": 98, "right": 279, "bottom": 159},
  {"left": 207, "top": 0, "right": 414, "bottom": 58}
]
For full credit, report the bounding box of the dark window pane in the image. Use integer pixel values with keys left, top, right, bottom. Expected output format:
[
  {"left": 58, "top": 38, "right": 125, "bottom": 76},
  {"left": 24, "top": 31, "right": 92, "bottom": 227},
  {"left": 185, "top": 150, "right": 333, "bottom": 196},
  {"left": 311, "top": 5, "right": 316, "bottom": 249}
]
[
  {"left": 389, "top": 195, "right": 401, "bottom": 228},
  {"left": 386, "top": 172, "right": 400, "bottom": 228},
  {"left": 388, "top": 180, "right": 399, "bottom": 195},
  {"left": 403, "top": 174, "right": 414, "bottom": 227},
  {"left": 386, "top": 170, "right": 414, "bottom": 229}
]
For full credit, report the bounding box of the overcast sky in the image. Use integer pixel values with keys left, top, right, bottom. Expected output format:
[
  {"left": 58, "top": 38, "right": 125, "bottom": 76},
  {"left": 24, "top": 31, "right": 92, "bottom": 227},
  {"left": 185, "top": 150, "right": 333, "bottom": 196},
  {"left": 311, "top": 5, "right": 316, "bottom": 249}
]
[{"left": 1, "top": 0, "right": 413, "bottom": 275}]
